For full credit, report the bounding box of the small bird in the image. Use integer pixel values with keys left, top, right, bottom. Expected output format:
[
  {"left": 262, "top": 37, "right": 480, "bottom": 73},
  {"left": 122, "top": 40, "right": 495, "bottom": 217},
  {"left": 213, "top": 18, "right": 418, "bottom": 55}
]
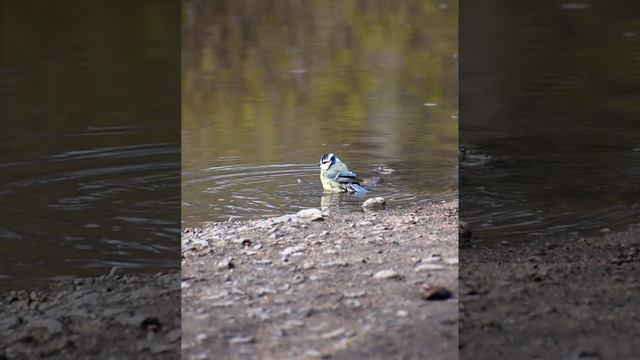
[{"left": 318, "top": 153, "right": 368, "bottom": 193}]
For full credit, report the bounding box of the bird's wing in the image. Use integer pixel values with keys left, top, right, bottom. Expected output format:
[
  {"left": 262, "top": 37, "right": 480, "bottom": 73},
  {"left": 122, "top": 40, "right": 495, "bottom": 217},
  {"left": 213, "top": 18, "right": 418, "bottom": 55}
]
[{"left": 333, "top": 170, "right": 363, "bottom": 183}]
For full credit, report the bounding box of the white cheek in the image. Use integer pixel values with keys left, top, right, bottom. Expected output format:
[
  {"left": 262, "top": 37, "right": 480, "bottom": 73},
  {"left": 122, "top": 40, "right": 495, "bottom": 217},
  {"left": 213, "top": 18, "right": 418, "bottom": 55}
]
[{"left": 320, "top": 162, "right": 330, "bottom": 170}]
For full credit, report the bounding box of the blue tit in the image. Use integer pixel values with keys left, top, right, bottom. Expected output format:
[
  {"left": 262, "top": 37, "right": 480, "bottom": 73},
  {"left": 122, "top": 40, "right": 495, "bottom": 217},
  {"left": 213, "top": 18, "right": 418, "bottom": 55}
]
[{"left": 318, "top": 153, "right": 368, "bottom": 193}]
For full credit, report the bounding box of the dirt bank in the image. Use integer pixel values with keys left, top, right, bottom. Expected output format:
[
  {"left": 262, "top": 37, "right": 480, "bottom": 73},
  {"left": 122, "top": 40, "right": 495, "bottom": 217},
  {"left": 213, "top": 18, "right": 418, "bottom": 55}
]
[
  {"left": 181, "top": 200, "right": 458, "bottom": 360},
  {"left": 460, "top": 226, "right": 640, "bottom": 359},
  {"left": 0, "top": 270, "right": 180, "bottom": 359}
]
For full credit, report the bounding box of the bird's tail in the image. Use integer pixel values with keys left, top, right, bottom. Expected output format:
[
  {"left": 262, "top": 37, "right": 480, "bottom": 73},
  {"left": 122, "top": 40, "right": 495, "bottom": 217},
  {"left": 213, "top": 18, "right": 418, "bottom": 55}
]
[{"left": 350, "top": 183, "right": 368, "bottom": 193}]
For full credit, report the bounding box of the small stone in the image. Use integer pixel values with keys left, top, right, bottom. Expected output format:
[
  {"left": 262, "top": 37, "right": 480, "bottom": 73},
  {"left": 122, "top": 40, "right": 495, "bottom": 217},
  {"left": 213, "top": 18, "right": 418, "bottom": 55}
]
[
  {"left": 376, "top": 166, "right": 396, "bottom": 174},
  {"left": 281, "top": 245, "right": 305, "bottom": 257},
  {"left": 362, "top": 197, "right": 386, "bottom": 211},
  {"left": 297, "top": 208, "right": 324, "bottom": 221},
  {"left": 305, "top": 349, "right": 323, "bottom": 357},
  {"left": 150, "top": 343, "right": 175, "bottom": 354},
  {"left": 372, "top": 269, "right": 402, "bottom": 280},
  {"left": 444, "top": 257, "right": 458, "bottom": 265},
  {"left": 255, "top": 287, "right": 276, "bottom": 297},
  {"left": 321, "top": 327, "right": 346, "bottom": 339},
  {"left": 229, "top": 335, "right": 254, "bottom": 344},
  {"left": 459, "top": 221, "right": 471, "bottom": 239},
  {"left": 396, "top": 309, "right": 409, "bottom": 317},
  {"left": 343, "top": 290, "right": 366, "bottom": 298},
  {"left": 217, "top": 258, "right": 235, "bottom": 270},
  {"left": 414, "top": 263, "right": 446, "bottom": 272},
  {"left": 421, "top": 254, "right": 442, "bottom": 263},
  {"left": 203, "top": 290, "right": 229, "bottom": 301},
  {"left": 0, "top": 315, "right": 21, "bottom": 330},
  {"left": 344, "top": 299, "right": 362, "bottom": 308},
  {"left": 420, "top": 286, "right": 452, "bottom": 301},
  {"left": 26, "top": 318, "right": 63, "bottom": 334},
  {"left": 210, "top": 300, "right": 235, "bottom": 308},
  {"left": 140, "top": 317, "right": 162, "bottom": 332},
  {"left": 573, "top": 350, "right": 600, "bottom": 359},
  {"left": 108, "top": 267, "right": 124, "bottom": 277},
  {"left": 166, "top": 328, "right": 181, "bottom": 342}
]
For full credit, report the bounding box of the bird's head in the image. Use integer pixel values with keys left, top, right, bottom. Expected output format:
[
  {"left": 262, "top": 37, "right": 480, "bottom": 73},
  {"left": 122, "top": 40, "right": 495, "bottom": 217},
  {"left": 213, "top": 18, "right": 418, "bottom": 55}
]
[{"left": 319, "top": 153, "right": 338, "bottom": 170}]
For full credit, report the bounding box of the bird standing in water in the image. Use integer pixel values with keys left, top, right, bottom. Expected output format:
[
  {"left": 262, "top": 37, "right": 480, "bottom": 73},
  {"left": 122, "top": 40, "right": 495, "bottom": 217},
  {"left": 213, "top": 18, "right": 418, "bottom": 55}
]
[{"left": 318, "top": 153, "right": 368, "bottom": 193}]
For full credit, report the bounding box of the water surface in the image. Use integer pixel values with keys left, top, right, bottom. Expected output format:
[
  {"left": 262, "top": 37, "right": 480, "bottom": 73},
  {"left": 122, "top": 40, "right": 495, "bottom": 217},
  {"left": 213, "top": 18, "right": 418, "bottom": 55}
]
[
  {"left": 182, "top": 0, "right": 459, "bottom": 225},
  {"left": 0, "top": 1, "right": 180, "bottom": 290},
  {"left": 460, "top": 1, "right": 640, "bottom": 241}
]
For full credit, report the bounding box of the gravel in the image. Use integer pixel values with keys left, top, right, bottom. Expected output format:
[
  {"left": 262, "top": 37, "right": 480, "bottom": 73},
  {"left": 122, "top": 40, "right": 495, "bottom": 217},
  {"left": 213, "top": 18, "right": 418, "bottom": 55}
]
[{"left": 182, "top": 200, "right": 458, "bottom": 359}]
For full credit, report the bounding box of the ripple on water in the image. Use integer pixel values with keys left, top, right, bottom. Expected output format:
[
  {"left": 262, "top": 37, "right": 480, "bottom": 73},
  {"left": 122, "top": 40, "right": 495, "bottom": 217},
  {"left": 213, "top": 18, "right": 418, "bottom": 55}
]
[{"left": 182, "top": 159, "right": 456, "bottom": 225}]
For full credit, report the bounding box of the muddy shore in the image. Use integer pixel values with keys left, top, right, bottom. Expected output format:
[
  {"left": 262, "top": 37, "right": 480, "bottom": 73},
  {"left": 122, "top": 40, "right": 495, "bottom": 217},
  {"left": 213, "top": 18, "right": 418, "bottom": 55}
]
[
  {"left": 460, "top": 226, "right": 640, "bottom": 359},
  {"left": 0, "top": 270, "right": 180, "bottom": 359},
  {"left": 182, "top": 200, "right": 458, "bottom": 360}
]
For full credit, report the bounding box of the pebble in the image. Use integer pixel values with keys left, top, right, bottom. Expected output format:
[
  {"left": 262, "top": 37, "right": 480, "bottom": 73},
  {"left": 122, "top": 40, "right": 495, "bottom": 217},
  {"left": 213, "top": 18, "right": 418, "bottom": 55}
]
[
  {"left": 217, "top": 258, "right": 235, "bottom": 270},
  {"left": 343, "top": 290, "right": 367, "bottom": 298},
  {"left": 0, "top": 316, "right": 21, "bottom": 331},
  {"left": 414, "top": 264, "right": 446, "bottom": 272},
  {"left": 444, "top": 257, "right": 458, "bottom": 265},
  {"left": 321, "top": 327, "right": 346, "bottom": 339},
  {"left": 108, "top": 267, "right": 124, "bottom": 277},
  {"left": 320, "top": 259, "right": 349, "bottom": 267},
  {"left": 210, "top": 300, "right": 235, "bottom": 308},
  {"left": 296, "top": 208, "right": 324, "bottom": 221},
  {"left": 140, "top": 317, "right": 162, "bottom": 332},
  {"left": 229, "top": 335, "right": 255, "bottom": 344},
  {"left": 362, "top": 197, "right": 386, "bottom": 211},
  {"left": 372, "top": 269, "right": 402, "bottom": 280},
  {"left": 255, "top": 287, "right": 276, "bottom": 297},
  {"left": 305, "top": 349, "right": 323, "bottom": 358},
  {"left": 376, "top": 166, "right": 396, "bottom": 174},
  {"left": 459, "top": 221, "right": 472, "bottom": 239},
  {"left": 421, "top": 254, "right": 443, "bottom": 263},
  {"left": 166, "top": 328, "right": 181, "bottom": 342},
  {"left": 344, "top": 299, "right": 362, "bottom": 308},
  {"left": 396, "top": 309, "right": 409, "bottom": 317},
  {"left": 203, "top": 290, "right": 229, "bottom": 301},
  {"left": 25, "top": 318, "right": 63, "bottom": 334},
  {"left": 281, "top": 245, "right": 305, "bottom": 257},
  {"left": 149, "top": 343, "right": 175, "bottom": 354},
  {"left": 420, "top": 286, "right": 452, "bottom": 301}
]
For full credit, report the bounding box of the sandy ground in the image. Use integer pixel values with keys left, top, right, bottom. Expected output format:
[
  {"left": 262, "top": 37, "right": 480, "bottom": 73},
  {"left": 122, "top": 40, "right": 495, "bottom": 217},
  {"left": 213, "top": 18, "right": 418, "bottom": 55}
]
[
  {"left": 0, "top": 270, "right": 180, "bottom": 359},
  {"left": 460, "top": 226, "right": 640, "bottom": 359},
  {"left": 181, "top": 200, "right": 458, "bottom": 360}
]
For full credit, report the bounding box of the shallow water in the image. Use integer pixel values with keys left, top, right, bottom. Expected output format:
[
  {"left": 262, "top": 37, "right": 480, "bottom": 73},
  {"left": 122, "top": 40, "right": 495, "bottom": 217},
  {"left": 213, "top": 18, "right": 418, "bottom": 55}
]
[
  {"left": 0, "top": 1, "right": 179, "bottom": 290},
  {"left": 182, "top": 0, "right": 459, "bottom": 225},
  {"left": 461, "top": 1, "right": 640, "bottom": 241}
]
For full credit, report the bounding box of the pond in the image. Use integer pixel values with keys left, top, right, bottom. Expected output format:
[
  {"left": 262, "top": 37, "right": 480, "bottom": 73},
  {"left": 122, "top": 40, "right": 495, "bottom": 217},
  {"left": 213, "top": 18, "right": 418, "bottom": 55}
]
[
  {"left": 460, "top": 1, "right": 640, "bottom": 242},
  {"left": 0, "top": 1, "right": 180, "bottom": 290},
  {"left": 182, "top": 0, "right": 459, "bottom": 225}
]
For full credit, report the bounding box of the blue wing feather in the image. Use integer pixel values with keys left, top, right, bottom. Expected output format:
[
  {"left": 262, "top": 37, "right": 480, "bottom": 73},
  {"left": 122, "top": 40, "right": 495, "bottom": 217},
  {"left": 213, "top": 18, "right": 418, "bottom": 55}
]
[{"left": 349, "top": 183, "right": 368, "bottom": 193}]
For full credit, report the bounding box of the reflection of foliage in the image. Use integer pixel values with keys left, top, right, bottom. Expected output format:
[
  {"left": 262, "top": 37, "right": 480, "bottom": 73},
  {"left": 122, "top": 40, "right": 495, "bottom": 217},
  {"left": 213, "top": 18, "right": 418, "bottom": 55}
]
[
  {"left": 183, "top": 0, "right": 458, "bottom": 163},
  {"left": 1, "top": 1, "right": 179, "bottom": 144}
]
